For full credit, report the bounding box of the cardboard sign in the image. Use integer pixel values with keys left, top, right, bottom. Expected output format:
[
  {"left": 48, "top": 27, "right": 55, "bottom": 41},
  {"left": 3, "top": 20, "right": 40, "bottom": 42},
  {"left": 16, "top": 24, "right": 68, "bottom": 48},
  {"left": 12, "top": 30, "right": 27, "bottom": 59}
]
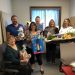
[{"left": 31, "top": 36, "right": 44, "bottom": 54}]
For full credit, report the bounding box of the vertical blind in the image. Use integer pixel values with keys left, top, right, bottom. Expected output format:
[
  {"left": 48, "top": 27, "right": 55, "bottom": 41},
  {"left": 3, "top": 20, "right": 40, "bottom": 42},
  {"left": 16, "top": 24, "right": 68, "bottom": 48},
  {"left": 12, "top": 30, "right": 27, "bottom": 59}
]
[{"left": 31, "top": 7, "right": 61, "bottom": 29}]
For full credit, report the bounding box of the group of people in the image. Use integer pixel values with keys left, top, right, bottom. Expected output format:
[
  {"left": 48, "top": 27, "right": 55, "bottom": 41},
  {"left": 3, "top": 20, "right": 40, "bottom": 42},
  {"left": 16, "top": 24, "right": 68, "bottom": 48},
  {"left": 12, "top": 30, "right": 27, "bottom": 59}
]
[{"left": 4, "top": 14, "right": 74, "bottom": 75}]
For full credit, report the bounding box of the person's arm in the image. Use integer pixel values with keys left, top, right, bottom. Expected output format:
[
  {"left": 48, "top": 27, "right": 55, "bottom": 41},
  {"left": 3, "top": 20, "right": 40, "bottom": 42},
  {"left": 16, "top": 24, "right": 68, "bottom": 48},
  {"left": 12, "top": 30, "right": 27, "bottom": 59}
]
[
  {"left": 59, "top": 27, "right": 63, "bottom": 34},
  {"left": 6, "top": 26, "right": 11, "bottom": 37},
  {"left": 44, "top": 27, "right": 49, "bottom": 38},
  {"left": 41, "top": 24, "right": 43, "bottom": 31}
]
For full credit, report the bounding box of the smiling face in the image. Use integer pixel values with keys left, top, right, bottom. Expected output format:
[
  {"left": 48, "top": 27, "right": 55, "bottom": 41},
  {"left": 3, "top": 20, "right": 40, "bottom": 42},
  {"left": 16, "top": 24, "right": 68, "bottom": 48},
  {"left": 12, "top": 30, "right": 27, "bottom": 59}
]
[
  {"left": 35, "top": 16, "right": 40, "bottom": 25},
  {"left": 49, "top": 19, "right": 55, "bottom": 28},
  {"left": 7, "top": 36, "right": 16, "bottom": 46},
  {"left": 31, "top": 24, "right": 36, "bottom": 31},
  {"left": 64, "top": 20, "right": 69, "bottom": 25},
  {"left": 11, "top": 16, "right": 18, "bottom": 25},
  {"left": 63, "top": 19, "right": 70, "bottom": 28}
]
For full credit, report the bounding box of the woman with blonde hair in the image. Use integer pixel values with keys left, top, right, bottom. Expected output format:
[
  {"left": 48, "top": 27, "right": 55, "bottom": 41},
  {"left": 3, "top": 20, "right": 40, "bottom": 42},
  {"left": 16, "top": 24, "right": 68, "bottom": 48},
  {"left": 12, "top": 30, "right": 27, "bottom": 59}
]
[{"left": 44, "top": 19, "right": 59, "bottom": 63}]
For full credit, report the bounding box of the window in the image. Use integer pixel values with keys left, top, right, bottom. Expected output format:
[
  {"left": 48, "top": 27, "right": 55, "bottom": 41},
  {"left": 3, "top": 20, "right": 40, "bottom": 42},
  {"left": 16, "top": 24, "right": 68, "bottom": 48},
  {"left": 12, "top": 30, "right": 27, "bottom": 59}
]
[{"left": 30, "top": 7, "right": 61, "bottom": 29}]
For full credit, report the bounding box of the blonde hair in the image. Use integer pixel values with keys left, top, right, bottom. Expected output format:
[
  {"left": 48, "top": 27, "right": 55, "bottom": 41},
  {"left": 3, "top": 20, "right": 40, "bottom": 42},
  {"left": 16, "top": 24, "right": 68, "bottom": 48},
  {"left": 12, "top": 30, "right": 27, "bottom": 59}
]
[{"left": 7, "top": 35, "right": 15, "bottom": 42}]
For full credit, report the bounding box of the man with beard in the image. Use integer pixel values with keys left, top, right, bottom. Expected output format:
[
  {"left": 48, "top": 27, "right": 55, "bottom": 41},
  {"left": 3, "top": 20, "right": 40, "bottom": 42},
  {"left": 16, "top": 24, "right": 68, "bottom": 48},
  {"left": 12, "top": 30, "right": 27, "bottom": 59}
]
[{"left": 6, "top": 15, "right": 25, "bottom": 49}]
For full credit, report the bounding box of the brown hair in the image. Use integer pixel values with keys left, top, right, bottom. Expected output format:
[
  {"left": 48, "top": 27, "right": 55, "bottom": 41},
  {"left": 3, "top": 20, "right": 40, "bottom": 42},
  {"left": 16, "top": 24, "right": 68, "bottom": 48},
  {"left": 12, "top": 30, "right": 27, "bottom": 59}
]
[
  {"left": 35, "top": 16, "right": 40, "bottom": 20},
  {"left": 66, "top": 18, "right": 71, "bottom": 26},
  {"left": 11, "top": 15, "right": 17, "bottom": 20},
  {"left": 35, "top": 16, "right": 40, "bottom": 19},
  {"left": 29, "top": 22, "right": 37, "bottom": 31}
]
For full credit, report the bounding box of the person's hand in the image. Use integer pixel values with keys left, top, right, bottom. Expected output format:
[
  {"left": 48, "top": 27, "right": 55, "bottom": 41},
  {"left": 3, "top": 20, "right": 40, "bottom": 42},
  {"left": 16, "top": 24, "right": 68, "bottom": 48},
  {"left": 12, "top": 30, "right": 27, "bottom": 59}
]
[
  {"left": 20, "top": 59, "right": 29, "bottom": 63},
  {"left": 15, "top": 36, "right": 21, "bottom": 41},
  {"left": 28, "top": 54, "right": 31, "bottom": 58}
]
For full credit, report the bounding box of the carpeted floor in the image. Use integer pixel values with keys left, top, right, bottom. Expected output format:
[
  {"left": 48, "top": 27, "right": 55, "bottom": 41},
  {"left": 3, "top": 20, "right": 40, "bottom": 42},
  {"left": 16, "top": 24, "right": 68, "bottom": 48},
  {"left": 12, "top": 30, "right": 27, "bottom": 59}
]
[{"left": 32, "top": 55, "right": 64, "bottom": 75}]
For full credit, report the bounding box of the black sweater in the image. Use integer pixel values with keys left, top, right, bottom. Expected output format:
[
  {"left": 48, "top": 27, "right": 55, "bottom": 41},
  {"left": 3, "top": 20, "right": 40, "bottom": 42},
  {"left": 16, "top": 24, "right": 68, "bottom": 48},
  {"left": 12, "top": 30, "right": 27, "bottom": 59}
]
[{"left": 4, "top": 45, "right": 20, "bottom": 65}]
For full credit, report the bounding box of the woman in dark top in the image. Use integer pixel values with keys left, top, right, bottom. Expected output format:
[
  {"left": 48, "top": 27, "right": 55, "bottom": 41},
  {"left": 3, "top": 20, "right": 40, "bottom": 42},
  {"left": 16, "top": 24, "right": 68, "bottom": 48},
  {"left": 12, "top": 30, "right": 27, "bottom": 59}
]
[
  {"left": 44, "top": 19, "right": 59, "bottom": 37},
  {"left": 44, "top": 19, "right": 59, "bottom": 63},
  {"left": 26, "top": 22, "right": 44, "bottom": 74},
  {"left": 4, "top": 35, "right": 31, "bottom": 75}
]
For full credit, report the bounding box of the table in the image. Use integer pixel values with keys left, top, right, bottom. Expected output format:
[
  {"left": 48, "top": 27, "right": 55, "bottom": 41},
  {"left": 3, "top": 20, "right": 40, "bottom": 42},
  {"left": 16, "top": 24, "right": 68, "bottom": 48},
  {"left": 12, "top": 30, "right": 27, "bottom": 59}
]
[
  {"left": 45, "top": 37, "right": 75, "bottom": 57},
  {"left": 45, "top": 38, "right": 75, "bottom": 43}
]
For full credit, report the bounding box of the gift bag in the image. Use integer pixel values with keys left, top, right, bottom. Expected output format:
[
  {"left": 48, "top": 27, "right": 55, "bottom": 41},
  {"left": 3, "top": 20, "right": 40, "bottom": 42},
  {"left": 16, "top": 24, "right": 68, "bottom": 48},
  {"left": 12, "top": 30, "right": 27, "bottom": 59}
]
[
  {"left": 20, "top": 50, "right": 31, "bottom": 62},
  {"left": 31, "top": 36, "right": 44, "bottom": 54}
]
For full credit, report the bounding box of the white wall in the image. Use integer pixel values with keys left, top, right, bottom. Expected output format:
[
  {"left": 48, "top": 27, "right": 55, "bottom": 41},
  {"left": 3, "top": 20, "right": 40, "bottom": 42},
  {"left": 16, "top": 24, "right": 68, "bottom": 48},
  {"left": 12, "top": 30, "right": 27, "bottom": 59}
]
[
  {"left": 12, "top": 0, "right": 70, "bottom": 25},
  {"left": 69, "top": 0, "right": 75, "bottom": 17},
  {"left": 0, "top": 0, "right": 12, "bottom": 14}
]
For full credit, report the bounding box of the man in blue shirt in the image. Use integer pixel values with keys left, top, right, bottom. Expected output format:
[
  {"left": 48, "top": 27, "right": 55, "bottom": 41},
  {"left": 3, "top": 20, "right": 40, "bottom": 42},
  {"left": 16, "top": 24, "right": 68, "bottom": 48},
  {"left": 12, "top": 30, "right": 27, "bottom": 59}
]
[
  {"left": 35, "top": 16, "right": 43, "bottom": 32},
  {"left": 6, "top": 15, "right": 25, "bottom": 49}
]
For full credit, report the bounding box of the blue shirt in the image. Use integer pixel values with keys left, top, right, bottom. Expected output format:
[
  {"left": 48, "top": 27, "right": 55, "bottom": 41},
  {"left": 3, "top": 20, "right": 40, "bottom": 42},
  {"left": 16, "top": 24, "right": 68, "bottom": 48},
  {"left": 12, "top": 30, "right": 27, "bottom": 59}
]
[
  {"left": 6, "top": 24, "right": 25, "bottom": 49},
  {"left": 37, "top": 24, "right": 43, "bottom": 31},
  {"left": 6, "top": 24, "right": 24, "bottom": 37}
]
